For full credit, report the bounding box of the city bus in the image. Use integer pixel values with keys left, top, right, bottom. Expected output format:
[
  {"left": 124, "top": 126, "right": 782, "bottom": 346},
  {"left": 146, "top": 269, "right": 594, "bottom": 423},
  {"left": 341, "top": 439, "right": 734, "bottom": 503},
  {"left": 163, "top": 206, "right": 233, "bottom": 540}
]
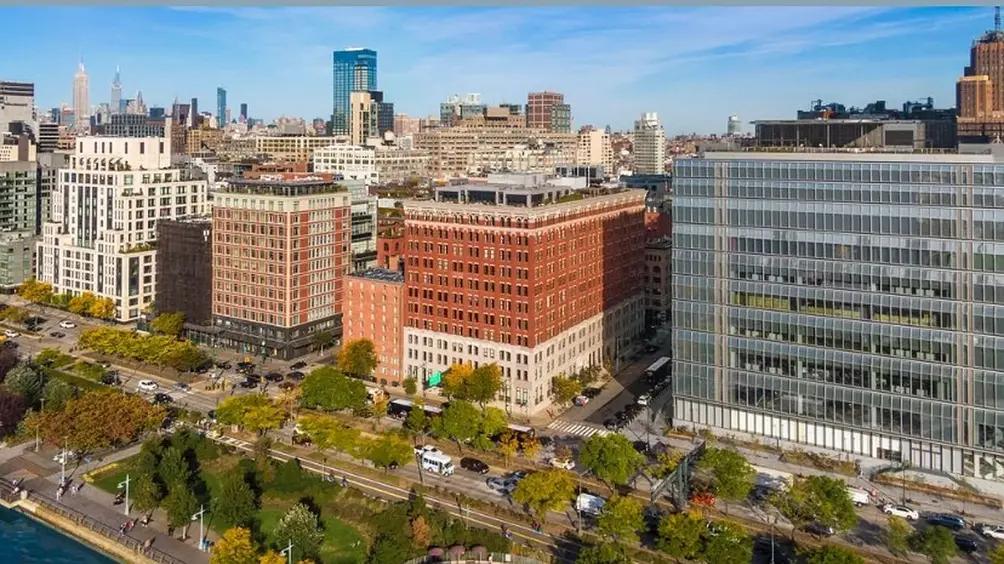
[
  {"left": 388, "top": 399, "right": 414, "bottom": 419},
  {"left": 644, "top": 356, "right": 672, "bottom": 384},
  {"left": 506, "top": 423, "right": 536, "bottom": 442}
]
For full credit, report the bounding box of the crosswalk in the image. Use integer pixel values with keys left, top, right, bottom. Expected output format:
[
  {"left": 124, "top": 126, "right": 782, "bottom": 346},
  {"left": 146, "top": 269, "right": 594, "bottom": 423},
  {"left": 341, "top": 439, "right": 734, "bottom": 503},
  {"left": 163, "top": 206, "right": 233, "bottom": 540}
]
[{"left": 546, "top": 419, "right": 611, "bottom": 439}]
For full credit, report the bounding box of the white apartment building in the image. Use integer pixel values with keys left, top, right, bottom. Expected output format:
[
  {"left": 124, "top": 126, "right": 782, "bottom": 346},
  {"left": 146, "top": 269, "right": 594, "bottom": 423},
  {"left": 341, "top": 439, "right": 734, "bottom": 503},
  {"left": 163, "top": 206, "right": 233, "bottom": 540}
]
[
  {"left": 633, "top": 112, "right": 667, "bottom": 174},
  {"left": 312, "top": 143, "right": 430, "bottom": 186},
  {"left": 576, "top": 128, "right": 614, "bottom": 171},
  {"left": 37, "top": 128, "right": 209, "bottom": 322}
]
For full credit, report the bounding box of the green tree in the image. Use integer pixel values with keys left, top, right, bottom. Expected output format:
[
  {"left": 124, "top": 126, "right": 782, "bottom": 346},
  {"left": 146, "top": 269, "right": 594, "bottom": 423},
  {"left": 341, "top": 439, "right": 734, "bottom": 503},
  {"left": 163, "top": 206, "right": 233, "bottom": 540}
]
[
  {"left": 295, "top": 414, "right": 361, "bottom": 454},
  {"left": 272, "top": 503, "right": 324, "bottom": 562},
  {"left": 403, "top": 402, "right": 427, "bottom": 435},
  {"left": 697, "top": 447, "right": 754, "bottom": 514},
  {"left": 802, "top": 544, "right": 865, "bottom": 564},
  {"left": 25, "top": 389, "right": 164, "bottom": 455},
  {"left": 150, "top": 312, "right": 185, "bottom": 337},
  {"left": 772, "top": 475, "right": 858, "bottom": 535},
  {"left": 579, "top": 433, "right": 645, "bottom": 489},
  {"left": 16, "top": 278, "right": 54, "bottom": 305},
  {"left": 41, "top": 378, "right": 77, "bottom": 411},
  {"left": 435, "top": 400, "right": 481, "bottom": 450},
  {"left": 884, "top": 516, "right": 912, "bottom": 558},
  {"left": 511, "top": 467, "right": 576, "bottom": 517},
  {"left": 575, "top": 542, "right": 631, "bottom": 564},
  {"left": 367, "top": 533, "right": 413, "bottom": 564},
  {"left": 0, "top": 347, "right": 18, "bottom": 381},
  {"left": 441, "top": 363, "right": 473, "bottom": 400},
  {"left": 3, "top": 362, "right": 46, "bottom": 405},
  {"left": 702, "top": 522, "right": 753, "bottom": 564},
  {"left": 573, "top": 365, "right": 601, "bottom": 388},
  {"left": 299, "top": 366, "right": 367, "bottom": 412},
  {"left": 133, "top": 438, "right": 164, "bottom": 476},
  {"left": 312, "top": 330, "right": 334, "bottom": 355},
  {"left": 497, "top": 430, "right": 520, "bottom": 467},
  {"left": 479, "top": 406, "right": 508, "bottom": 439},
  {"left": 89, "top": 297, "right": 116, "bottom": 320},
  {"left": 213, "top": 471, "right": 258, "bottom": 530},
  {"left": 336, "top": 338, "right": 378, "bottom": 378},
  {"left": 364, "top": 434, "right": 413, "bottom": 470},
  {"left": 402, "top": 376, "right": 418, "bottom": 396},
  {"left": 990, "top": 545, "right": 1004, "bottom": 564},
  {"left": 551, "top": 375, "right": 583, "bottom": 408},
  {"left": 163, "top": 484, "right": 199, "bottom": 539},
  {"left": 656, "top": 512, "right": 705, "bottom": 561},
  {"left": 596, "top": 495, "right": 645, "bottom": 543},
  {"left": 157, "top": 446, "right": 192, "bottom": 490},
  {"left": 132, "top": 473, "right": 163, "bottom": 517},
  {"left": 908, "top": 525, "right": 958, "bottom": 564},
  {"left": 242, "top": 400, "right": 286, "bottom": 436},
  {"left": 465, "top": 364, "right": 502, "bottom": 410},
  {"left": 210, "top": 527, "right": 259, "bottom": 564},
  {"left": 216, "top": 394, "right": 281, "bottom": 432}
]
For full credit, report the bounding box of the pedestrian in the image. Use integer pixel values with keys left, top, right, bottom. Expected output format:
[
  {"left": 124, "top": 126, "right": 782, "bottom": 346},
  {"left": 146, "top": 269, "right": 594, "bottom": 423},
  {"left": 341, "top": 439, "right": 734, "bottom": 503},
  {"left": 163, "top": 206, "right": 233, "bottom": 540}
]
[{"left": 341, "top": 476, "right": 348, "bottom": 488}]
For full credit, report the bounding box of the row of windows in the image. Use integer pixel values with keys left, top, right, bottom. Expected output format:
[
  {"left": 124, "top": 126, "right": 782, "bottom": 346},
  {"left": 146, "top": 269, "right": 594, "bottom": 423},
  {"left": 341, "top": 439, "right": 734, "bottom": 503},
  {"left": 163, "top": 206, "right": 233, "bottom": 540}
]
[{"left": 676, "top": 159, "right": 1004, "bottom": 186}]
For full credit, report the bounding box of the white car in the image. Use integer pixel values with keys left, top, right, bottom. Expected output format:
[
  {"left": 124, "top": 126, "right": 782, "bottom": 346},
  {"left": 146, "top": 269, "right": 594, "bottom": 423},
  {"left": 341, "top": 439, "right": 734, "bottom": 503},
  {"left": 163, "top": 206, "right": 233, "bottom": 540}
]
[
  {"left": 3, "top": 330, "right": 19, "bottom": 338},
  {"left": 548, "top": 457, "right": 575, "bottom": 470},
  {"left": 59, "top": 320, "right": 76, "bottom": 329},
  {"left": 637, "top": 394, "right": 651, "bottom": 406},
  {"left": 979, "top": 524, "right": 1004, "bottom": 540},
  {"left": 882, "top": 504, "right": 919, "bottom": 520},
  {"left": 137, "top": 379, "right": 159, "bottom": 392},
  {"left": 414, "top": 445, "right": 440, "bottom": 457}
]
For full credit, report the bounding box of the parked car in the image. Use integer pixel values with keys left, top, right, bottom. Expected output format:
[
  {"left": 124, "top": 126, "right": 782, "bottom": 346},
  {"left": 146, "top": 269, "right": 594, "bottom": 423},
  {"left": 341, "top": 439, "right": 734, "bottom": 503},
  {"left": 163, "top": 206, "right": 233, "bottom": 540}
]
[
  {"left": 238, "top": 379, "right": 258, "bottom": 389},
  {"left": 290, "top": 361, "right": 308, "bottom": 370},
  {"left": 151, "top": 392, "right": 173, "bottom": 405},
  {"left": 286, "top": 371, "right": 305, "bottom": 381},
  {"left": 603, "top": 418, "right": 623, "bottom": 431},
  {"left": 537, "top": 436, "right": 554, "bottom": 449},
  {"left": 278, "top": 381, "right": 297, "bottom": 391},
  {"left": 955, "top": 534, "right": 980, "bottom": 553},
  {"left": 977, "top": 523, "right": 1004, "bottom": 540},
  {"left": 236, "top": 362, "right": 255, "bottom": 374},
  {"left": 173, "top": 382, "right": 191, "bottom": 393},
  {"left": 215, "top": 361, "right": 232, "bottom": 369},
  {"left": 486, "top": 477, "right": 510, "bottom": 493},
  {"left": 804, "top": 522, "right": 835, "bottom": 537},
  {"left": 927, "top": 513, "right": 966, "bottom": 531},
  {"left": 582, "top": 387, "right": 602, "bottom": 399},
  {"left": 548, "top": 457, "right": 575, "bottom": 470},
  {"left": 460, "top": 457, "right": 490, "bottom": 474},
  {"left": 48, "top": 331, "right": 65, "bottom": 339},
  {"left": 3, "top": 330, "right": 19, "bottom": 338},
  {"left": 265, "top": 372, "right": 284, "bottom": 383},
  {"left": 414, "top": 445, "right": 441, "bottom": 457},
  {"left": 573, "top": 395, "right": 589, "bottom": 406},
  {"left": 137, "top": 379, "right": 159, "bottom": 392},
  {"left": 101, "top": 372, "right": 122, "bottom": 386},
  {"left": 636, "top": 394, "right": 651, "bottom": 406},
  {"left": 58, "top": 320, "right": 76, "bottom": 329},
  {"left": 881, "top": 504, "right": 919, "bottom": 520}
]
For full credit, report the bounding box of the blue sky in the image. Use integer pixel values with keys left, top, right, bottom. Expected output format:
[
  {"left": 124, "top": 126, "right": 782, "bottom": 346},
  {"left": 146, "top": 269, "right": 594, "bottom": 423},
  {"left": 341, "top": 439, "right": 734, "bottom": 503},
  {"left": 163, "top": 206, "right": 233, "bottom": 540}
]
[{"left": 0, "top": 6, "right": 995, "bottom": 134}]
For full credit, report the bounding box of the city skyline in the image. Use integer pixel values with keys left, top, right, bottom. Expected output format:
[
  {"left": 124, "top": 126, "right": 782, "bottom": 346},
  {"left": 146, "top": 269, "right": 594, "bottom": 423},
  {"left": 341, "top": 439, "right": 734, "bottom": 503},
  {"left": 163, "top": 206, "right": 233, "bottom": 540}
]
[{"left": 1, "top": 6, "right": 995, "bottom": 134}]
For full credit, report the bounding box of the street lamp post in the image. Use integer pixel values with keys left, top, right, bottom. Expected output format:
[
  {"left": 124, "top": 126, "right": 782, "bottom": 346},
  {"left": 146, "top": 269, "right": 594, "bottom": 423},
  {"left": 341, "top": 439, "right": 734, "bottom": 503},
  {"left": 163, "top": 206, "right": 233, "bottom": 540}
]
[
  {"left": 280, "top": 540, "right": 294, "bottom": 564},
  {"left": 191, "top": 504, "right": 206, "bottom": 551},
  {"left": 117, "top": 474, "right": 131, "bottom": 516},
  {"left": 59, "top": 438, "right": 67, "bottom": 486}
]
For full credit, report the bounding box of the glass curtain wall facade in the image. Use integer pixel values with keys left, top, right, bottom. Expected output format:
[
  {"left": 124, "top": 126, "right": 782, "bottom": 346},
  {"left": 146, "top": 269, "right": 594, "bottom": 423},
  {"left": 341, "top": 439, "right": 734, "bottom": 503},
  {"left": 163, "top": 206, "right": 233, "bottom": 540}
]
[
  {"left": 672, "top": 152, "right": 1004, "bottom": 481},
  {"left": 216, "top": 88, "right": 227, "bottom": 129},
  {"left": 332, "top": 49, "right": 377, "bottom": 136}
]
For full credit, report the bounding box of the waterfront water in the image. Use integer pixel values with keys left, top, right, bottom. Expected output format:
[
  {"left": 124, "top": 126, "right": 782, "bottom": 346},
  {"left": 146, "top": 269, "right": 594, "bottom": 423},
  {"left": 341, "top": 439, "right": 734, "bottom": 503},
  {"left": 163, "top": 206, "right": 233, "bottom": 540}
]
[{"left": 0, "top": 506, "right": 116, "bottom": 563}]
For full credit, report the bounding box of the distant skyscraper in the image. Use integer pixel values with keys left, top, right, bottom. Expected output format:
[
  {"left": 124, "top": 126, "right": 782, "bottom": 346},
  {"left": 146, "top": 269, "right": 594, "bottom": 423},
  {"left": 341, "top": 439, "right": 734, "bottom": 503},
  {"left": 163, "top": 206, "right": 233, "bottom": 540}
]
[
  {"left": 72, "top": 59, "right": 90, "bottom": 131},
  {"left": 332, "top": 48, "right": 377, "bottom": 135},
  {"left": 239, "top": 103, "right": 248, "bottom": 122},
  {"left": 190, "top": 97, "right": 199, "bottom": 127},
  {"left": 632, "top": 112, "right": 666, "bottom": 175},
  {"left": 727, "top": 115, "right": 741, "bottom": 136},
  {"left": 216, "top": 87, "right": 227, "bottom": 129},
  {"left": 957, "top": 7, "right": 1004, "bottom": 141},
  {"left": 0, "top": 81, "right": 35, "bottom": 135},
  {"left": 110, "top": 65, "right": 121, "bottom": 115}
]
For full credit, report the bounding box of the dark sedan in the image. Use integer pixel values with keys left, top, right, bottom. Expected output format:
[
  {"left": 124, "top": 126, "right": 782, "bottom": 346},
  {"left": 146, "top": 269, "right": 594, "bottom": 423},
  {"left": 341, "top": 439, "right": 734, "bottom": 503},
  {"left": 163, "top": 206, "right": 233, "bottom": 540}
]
[
  {"left": 151, "top": 392, "right": 173, "bottom": 405},
  {"left": 287, "top": 371, "right": 305, "bottom": 381},
  {"left": 460, "top": 457, "right": 490, "bottom": 474},
  {"left": 265, "top": 372, "right": 284, "bottom": 383},
  {"left": 290, "top": 361, "right": 308, "bottom": 370}
]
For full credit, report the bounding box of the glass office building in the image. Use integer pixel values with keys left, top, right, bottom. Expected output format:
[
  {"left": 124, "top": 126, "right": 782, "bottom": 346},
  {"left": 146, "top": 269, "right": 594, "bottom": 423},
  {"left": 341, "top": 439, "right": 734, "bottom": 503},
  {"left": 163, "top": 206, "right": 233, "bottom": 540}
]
[
  {"left": 216, "top": 87, "right": 227, "bottom": 129},
  {"left": 332, "top": 48, "right": 377, "bottom": 136},
  {"left": 672, "top": 151, "right": 1004, "bottom": 481}
]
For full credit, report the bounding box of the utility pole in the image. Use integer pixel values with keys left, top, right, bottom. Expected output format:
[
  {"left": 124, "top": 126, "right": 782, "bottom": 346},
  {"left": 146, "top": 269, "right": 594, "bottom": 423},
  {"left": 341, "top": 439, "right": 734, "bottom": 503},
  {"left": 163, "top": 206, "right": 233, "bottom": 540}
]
[
  {"left": 191, "top": 505, "right": 206, "bottom": 551},
  {"left": 117, "top": 474, "right": 131, "bottom": 516}
]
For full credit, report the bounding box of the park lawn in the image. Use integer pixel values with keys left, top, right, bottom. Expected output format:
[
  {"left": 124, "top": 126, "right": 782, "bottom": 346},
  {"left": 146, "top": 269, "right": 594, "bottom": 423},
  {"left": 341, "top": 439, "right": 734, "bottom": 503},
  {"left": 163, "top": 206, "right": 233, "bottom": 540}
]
[
  {"left": 257, "top": 504, "right": 367, "bottom": 564},
  {"left": 91, "top": 454, "right": 227, "bottom": 502},
  {"left": 47, "top": 368, "right": 105, "bottom": 391}
]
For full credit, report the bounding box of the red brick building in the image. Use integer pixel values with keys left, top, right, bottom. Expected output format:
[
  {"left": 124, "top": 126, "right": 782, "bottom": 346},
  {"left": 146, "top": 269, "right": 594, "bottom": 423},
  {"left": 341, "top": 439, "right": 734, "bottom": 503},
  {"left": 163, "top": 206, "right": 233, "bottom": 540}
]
[
  {"left": 211, "top": 173, "right": 352, "bottom": 359},
  {"left": 402, "top": 173, "right": 647, "bottom": 414},
  {"left": 344, "top": 268, "right": 406, "bottom": 386}
]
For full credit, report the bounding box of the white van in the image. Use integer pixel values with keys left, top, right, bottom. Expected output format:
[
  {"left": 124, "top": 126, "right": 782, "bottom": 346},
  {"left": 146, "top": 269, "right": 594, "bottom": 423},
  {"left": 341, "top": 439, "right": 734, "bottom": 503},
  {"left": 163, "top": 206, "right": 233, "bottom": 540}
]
[
  {"left": 576, "top": 493, "right": 606, "bottom": 516},
  {"left": 366, "top": 386, "right": 388, "bottom": 404},
  {"left": 421, "top": 450, "right": 455, "bottom": 476},
  {"left": 847, "top": 487, "right": 871, "bottom": 507}
]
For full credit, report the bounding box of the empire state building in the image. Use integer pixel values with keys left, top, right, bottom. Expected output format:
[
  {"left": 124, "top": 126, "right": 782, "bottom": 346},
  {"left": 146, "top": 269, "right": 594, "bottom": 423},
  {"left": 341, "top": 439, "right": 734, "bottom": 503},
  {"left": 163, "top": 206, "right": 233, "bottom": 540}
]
[{"left": 72, "top": 59, "right": 90, "bottom": 131}]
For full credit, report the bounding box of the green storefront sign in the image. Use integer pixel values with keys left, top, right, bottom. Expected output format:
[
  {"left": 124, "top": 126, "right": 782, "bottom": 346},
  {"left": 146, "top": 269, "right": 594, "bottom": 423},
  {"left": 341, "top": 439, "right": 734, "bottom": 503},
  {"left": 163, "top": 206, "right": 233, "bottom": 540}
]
[{"left": 427, "top": 371, "right": 442, "bottom": 387}]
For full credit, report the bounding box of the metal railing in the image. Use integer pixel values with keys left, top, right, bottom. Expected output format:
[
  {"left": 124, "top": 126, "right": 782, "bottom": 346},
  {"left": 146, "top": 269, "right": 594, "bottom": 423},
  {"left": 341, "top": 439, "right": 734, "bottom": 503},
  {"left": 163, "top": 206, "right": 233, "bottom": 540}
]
[
  {"left": 403, "top": 554, "right": 546, "bottom": 564},
  {"left": 0, "top": 482, "right": 186, "bottom": 564}
]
